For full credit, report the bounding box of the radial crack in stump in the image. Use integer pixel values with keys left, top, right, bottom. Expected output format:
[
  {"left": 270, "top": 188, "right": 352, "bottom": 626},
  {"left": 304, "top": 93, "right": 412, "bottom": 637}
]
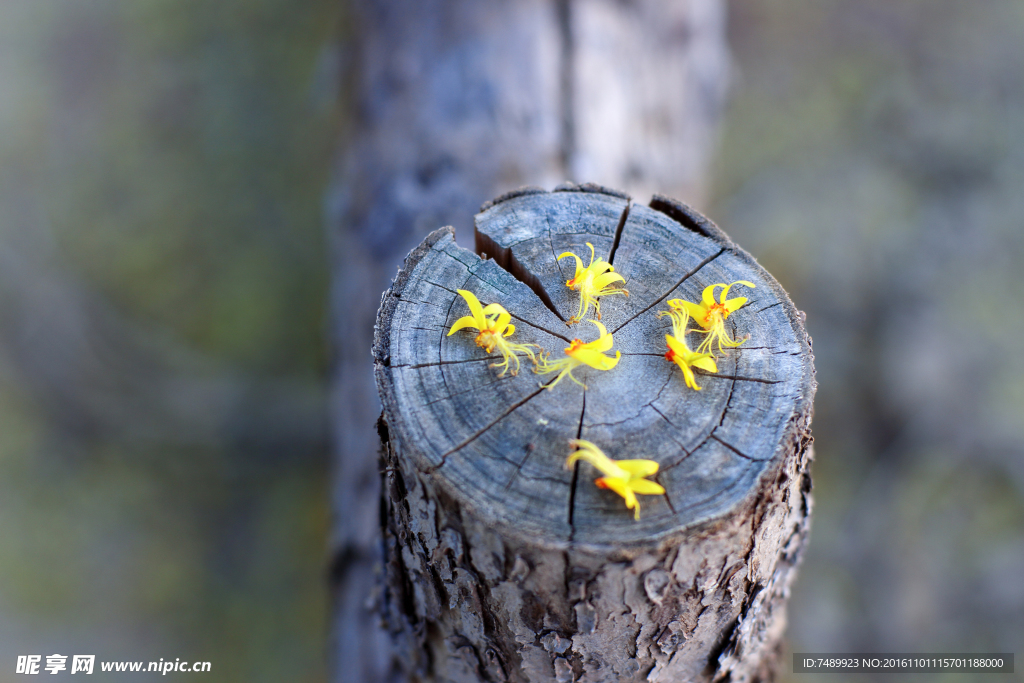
[{"left": 373, "top": 188, "right": 816, "bottom": 683}]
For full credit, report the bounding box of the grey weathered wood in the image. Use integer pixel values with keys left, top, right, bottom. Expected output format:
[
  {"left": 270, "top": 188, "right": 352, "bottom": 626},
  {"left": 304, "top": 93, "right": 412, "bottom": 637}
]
[{"left": 374, "top": 188, "right": 815, "bottom": 682}]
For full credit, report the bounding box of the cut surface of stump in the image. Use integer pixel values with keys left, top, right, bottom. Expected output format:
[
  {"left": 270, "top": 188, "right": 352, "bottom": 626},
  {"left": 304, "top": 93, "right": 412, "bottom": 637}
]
[{"left": 374, "top": 186, "right": 815, "bottom": 682}]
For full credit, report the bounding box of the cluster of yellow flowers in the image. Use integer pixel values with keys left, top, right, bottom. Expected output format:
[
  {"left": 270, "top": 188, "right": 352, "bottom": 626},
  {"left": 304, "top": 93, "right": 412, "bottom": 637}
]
[
  {"left": 658, "top": 280, "right": 755, "bottom": 390},
  {"left": 445, "top": 244, "right": 755, "bottom": 520}
]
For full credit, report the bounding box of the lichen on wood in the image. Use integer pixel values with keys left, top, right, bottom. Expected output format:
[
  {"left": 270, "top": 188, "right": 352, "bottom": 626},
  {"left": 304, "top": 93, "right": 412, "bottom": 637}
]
[{"left": 373, "top": 188, "right": 815, "bottom": 682}]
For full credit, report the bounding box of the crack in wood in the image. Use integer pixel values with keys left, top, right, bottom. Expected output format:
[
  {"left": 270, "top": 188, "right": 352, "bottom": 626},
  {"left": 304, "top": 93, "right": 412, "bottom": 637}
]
[
  {"left": 394, "top": 357, "right": 500, "bottom": 370},
  {"left": 505, "top": 442, "right": 537, "bottom": 493},
  {"left": 755, "top": 301, "right": 784, "bottom": 315},
  {"left": 697, "top": 373, "right": 782, "bottom": 385},
  {"left": 606, "top": 201, "right": 631, "bottom": 265},
  {"left": 660, "top": 373, "right": 739, "bottom": 473},
  {"left": 476, "top": 227, "right": 565, "bottom": 324},
  {"left": 610, "top": 248, "right": 726, "bottom": 334},
  {"left": 400, "top": 297, "right": 448, "bottom": 309},
  {"left": 586, "top": 371, "right": 674, "bottom": 431},
  {"left": 709, "top": 433, "right": 757, "bottom": 461},
  {"left": 567, "top": 391, "right": 586, "bottom": 531},
  {"left": 649, "top": 404, "right": 692, "bottom": 460},
  {"left": 424, "top": 372, "right": 514, "bottom": 407},
  {"left": 508, "top": 311, "right": 572, "bottom": 344},
  {"left": 546, "top": 213, "right": 567, "bottom": 285},
  {"left": 655, "top": 471, "right": 677, "bottom": 515},
  {"left": 718, "top": 375, "right": 738, "bottom": 428},
  {"left": 437, "top": 273, "right": 477, "bottom": 403},
  {"left": 430, "top": 388, "right": 547, "bottom": 471}
]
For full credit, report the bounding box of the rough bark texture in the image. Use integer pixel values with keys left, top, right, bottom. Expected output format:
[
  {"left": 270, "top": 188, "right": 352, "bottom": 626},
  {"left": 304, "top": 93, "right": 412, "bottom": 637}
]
[
  {"left": 329, "top": 3, "right": 730, "bottom": 681},
  {"left": 372, "top": 188, "right": 815, "bottom": 682}
]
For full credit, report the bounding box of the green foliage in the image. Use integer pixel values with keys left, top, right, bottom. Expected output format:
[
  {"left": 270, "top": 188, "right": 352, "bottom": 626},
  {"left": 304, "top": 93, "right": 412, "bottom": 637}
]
[{"left": 0, "top": 1, "right": 341, "bottom": 680}]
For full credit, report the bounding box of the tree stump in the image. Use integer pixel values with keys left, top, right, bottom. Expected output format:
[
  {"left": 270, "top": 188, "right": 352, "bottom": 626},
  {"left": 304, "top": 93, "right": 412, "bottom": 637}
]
[{"left": 373, "top": 186, "right": 815, "bottom": 683}]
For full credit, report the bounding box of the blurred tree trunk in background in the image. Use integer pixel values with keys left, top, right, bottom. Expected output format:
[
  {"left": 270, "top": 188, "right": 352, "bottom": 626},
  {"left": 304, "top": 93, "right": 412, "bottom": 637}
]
[{"left": 328, "top": 1, "right": 728, "bottom": 680}]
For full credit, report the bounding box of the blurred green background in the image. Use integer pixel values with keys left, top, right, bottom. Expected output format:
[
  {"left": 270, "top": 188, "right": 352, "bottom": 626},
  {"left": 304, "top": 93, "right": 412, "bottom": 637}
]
[
  {"left": 1, "top": 1, "right": 1022, "bottom": 682},
  {"left": 0, "top": 1, "right": 340, "bottom": 681},
  {"left": 714, "top": 2, "right": 1024, "bottom": 681}
]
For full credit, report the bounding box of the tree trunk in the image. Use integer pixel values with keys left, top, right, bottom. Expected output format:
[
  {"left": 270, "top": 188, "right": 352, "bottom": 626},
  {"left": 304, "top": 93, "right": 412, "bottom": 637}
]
[
  {"left": 373, "top": 188, "right": 815, "bottom": 682},
  {"left": 329, "top": 2, "right": 730, "bottom": 681}
]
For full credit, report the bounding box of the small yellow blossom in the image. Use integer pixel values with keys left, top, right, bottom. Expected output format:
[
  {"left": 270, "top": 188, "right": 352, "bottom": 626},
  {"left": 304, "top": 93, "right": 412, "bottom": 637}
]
[
  {"left": 558, "top": 242, "right": 629, "bottom": 324},
  {"left": 657, "top": 307, "right": 718, "bottom": 390},
  {"left": 533, "top": 320, "right": 620, "bottom": 390},
  {"left": 669, "top": 280, "right": 755, "bottom": 356},
  {"left": 447, "top": 290, "right": 539, "bottom": 376},
  {"left": 566, "top": 439, "right": 665, "bottom": 521}
]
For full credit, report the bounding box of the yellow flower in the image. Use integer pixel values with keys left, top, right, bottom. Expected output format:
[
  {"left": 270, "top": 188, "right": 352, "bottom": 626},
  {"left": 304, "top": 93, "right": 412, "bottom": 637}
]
[
  {"left": 558, "top": 242, "right": 628, "bottom": 324},
  {"left": 657, "top": 307, "right": 718, "bottom": 390},
  {"left": 669, "top": 280, "right": 755, "bottom": 356},
  {"left": 566, "top": 439, "right": 665, "bottom": 521},
  {"left": 533, "top": 320, "right": 620, "bottom": 390},
  {"left": 447, "top": 289, "right": 539, "bottom": 376}
]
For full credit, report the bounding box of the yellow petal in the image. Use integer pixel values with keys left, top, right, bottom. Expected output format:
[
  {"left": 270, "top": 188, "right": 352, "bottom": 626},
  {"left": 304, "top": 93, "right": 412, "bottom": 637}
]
[
  {"left": 447, "top": 315, "right": 481, "bottom": 335},
  {"left": 692, "top": 356, "right": 718, "bottom": 373},
  {"left": 570, "top": 348, "right": 619, "bottom": 370},
  {"left": 681, "top": 363, "right": 699, "bottom": 390},
  {"left": 598, "top": 477, "right": 638, "bottom": 510},
  {"left": 617, "top": 459, "right": 659, "bottom": 477},
  {"left": 457, "top": 289, "right": 487, "bottom": 326},
  {"left": 481, "top": 302, "right": 507, "bottom": 317},
  {"left": 557, "top": 251, "right": 584, "bottom": 278},
  {"left": 568, "top": 441, "right": 627, "bottom": 478},
  {"left": 593, "top": 271, "right": 625, "bottom": 289},
  {"left": 628, "top": 479, "right": 666, "bottom": 495},
  {"left": 723, "top": 296, "right": 748, "bottom": 314},
  {"left": 625, "top": 487, "right": 640, "bottom": 519},
  {"left": 677, "top": 300, "right": 710, "bottom": 327},
  {"left": 585, "top": 332, "right": 615, "bottom": 354},
  {"left": 701, "top": 284, "right": 721, "bottom": 308},
  {"left": 590, "top": 319, "right": 609, "bottom": 336},
  {"left": 491, "top": 310, "right": 512, "bottom": 334},
  {"left": 666, "top": 334, "right": 689, "bottom": 356},
  {"left": 503, "top": 323, "right": 516, "bottom": 337},
  {"left": 720, "top": 280, "right": 756, "bottom": 303}
]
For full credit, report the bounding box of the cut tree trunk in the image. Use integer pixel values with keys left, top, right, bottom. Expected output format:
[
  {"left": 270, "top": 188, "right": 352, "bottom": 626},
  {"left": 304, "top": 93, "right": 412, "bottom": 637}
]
[
  {"left": 373, "top": 187, "right": 815, "bottom": 682},
  {"left": 329, "top": 3, "right": 730, "bottom": 681}
]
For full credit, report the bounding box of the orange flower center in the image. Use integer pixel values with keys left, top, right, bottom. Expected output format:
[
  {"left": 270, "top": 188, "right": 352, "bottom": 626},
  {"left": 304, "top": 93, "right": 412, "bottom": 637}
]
[
  {"left": 664, "top": 347, "right": 676, "bottom": 363},
  {"left": 566, "top": 338, "right": 584, "bottom": 354},
  {"left": 705, "top": 302, "right": 728, "bottom": 325},
  {"left": 475, "top": 329, "right": 499, "bottom": 353}
]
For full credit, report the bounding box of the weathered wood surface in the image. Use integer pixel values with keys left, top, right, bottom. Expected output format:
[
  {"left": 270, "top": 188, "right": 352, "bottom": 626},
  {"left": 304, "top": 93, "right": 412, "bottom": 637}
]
[
  {"left": 374, "top": 188, "right": 815, "bottom": 682},
  {"left": 329, "top": 3, "right": 731, "bottom": 681}
]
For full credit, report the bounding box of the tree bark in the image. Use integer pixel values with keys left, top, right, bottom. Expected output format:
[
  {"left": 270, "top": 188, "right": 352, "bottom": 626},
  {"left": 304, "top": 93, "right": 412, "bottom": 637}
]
[
  {"left": 373, "top": 188, "right": 815, "bottom": 682},
  {"left": 328, "top": 2, "right": 730, "bottom": 681}
]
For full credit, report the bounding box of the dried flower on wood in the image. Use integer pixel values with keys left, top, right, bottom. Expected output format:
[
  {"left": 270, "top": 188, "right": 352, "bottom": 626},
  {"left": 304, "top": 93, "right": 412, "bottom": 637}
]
[
  {"left": 533, "top": 320, "right": 620, "bottom": 390},
  {"left": 447, "top": 289, "right": 539, "bottom": 376},
  {"left": 558, "top": 242, "right": 628, "bottom": 324},
  {"left": 566, "top": 439, "right": 665, "bottom": 520}
]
